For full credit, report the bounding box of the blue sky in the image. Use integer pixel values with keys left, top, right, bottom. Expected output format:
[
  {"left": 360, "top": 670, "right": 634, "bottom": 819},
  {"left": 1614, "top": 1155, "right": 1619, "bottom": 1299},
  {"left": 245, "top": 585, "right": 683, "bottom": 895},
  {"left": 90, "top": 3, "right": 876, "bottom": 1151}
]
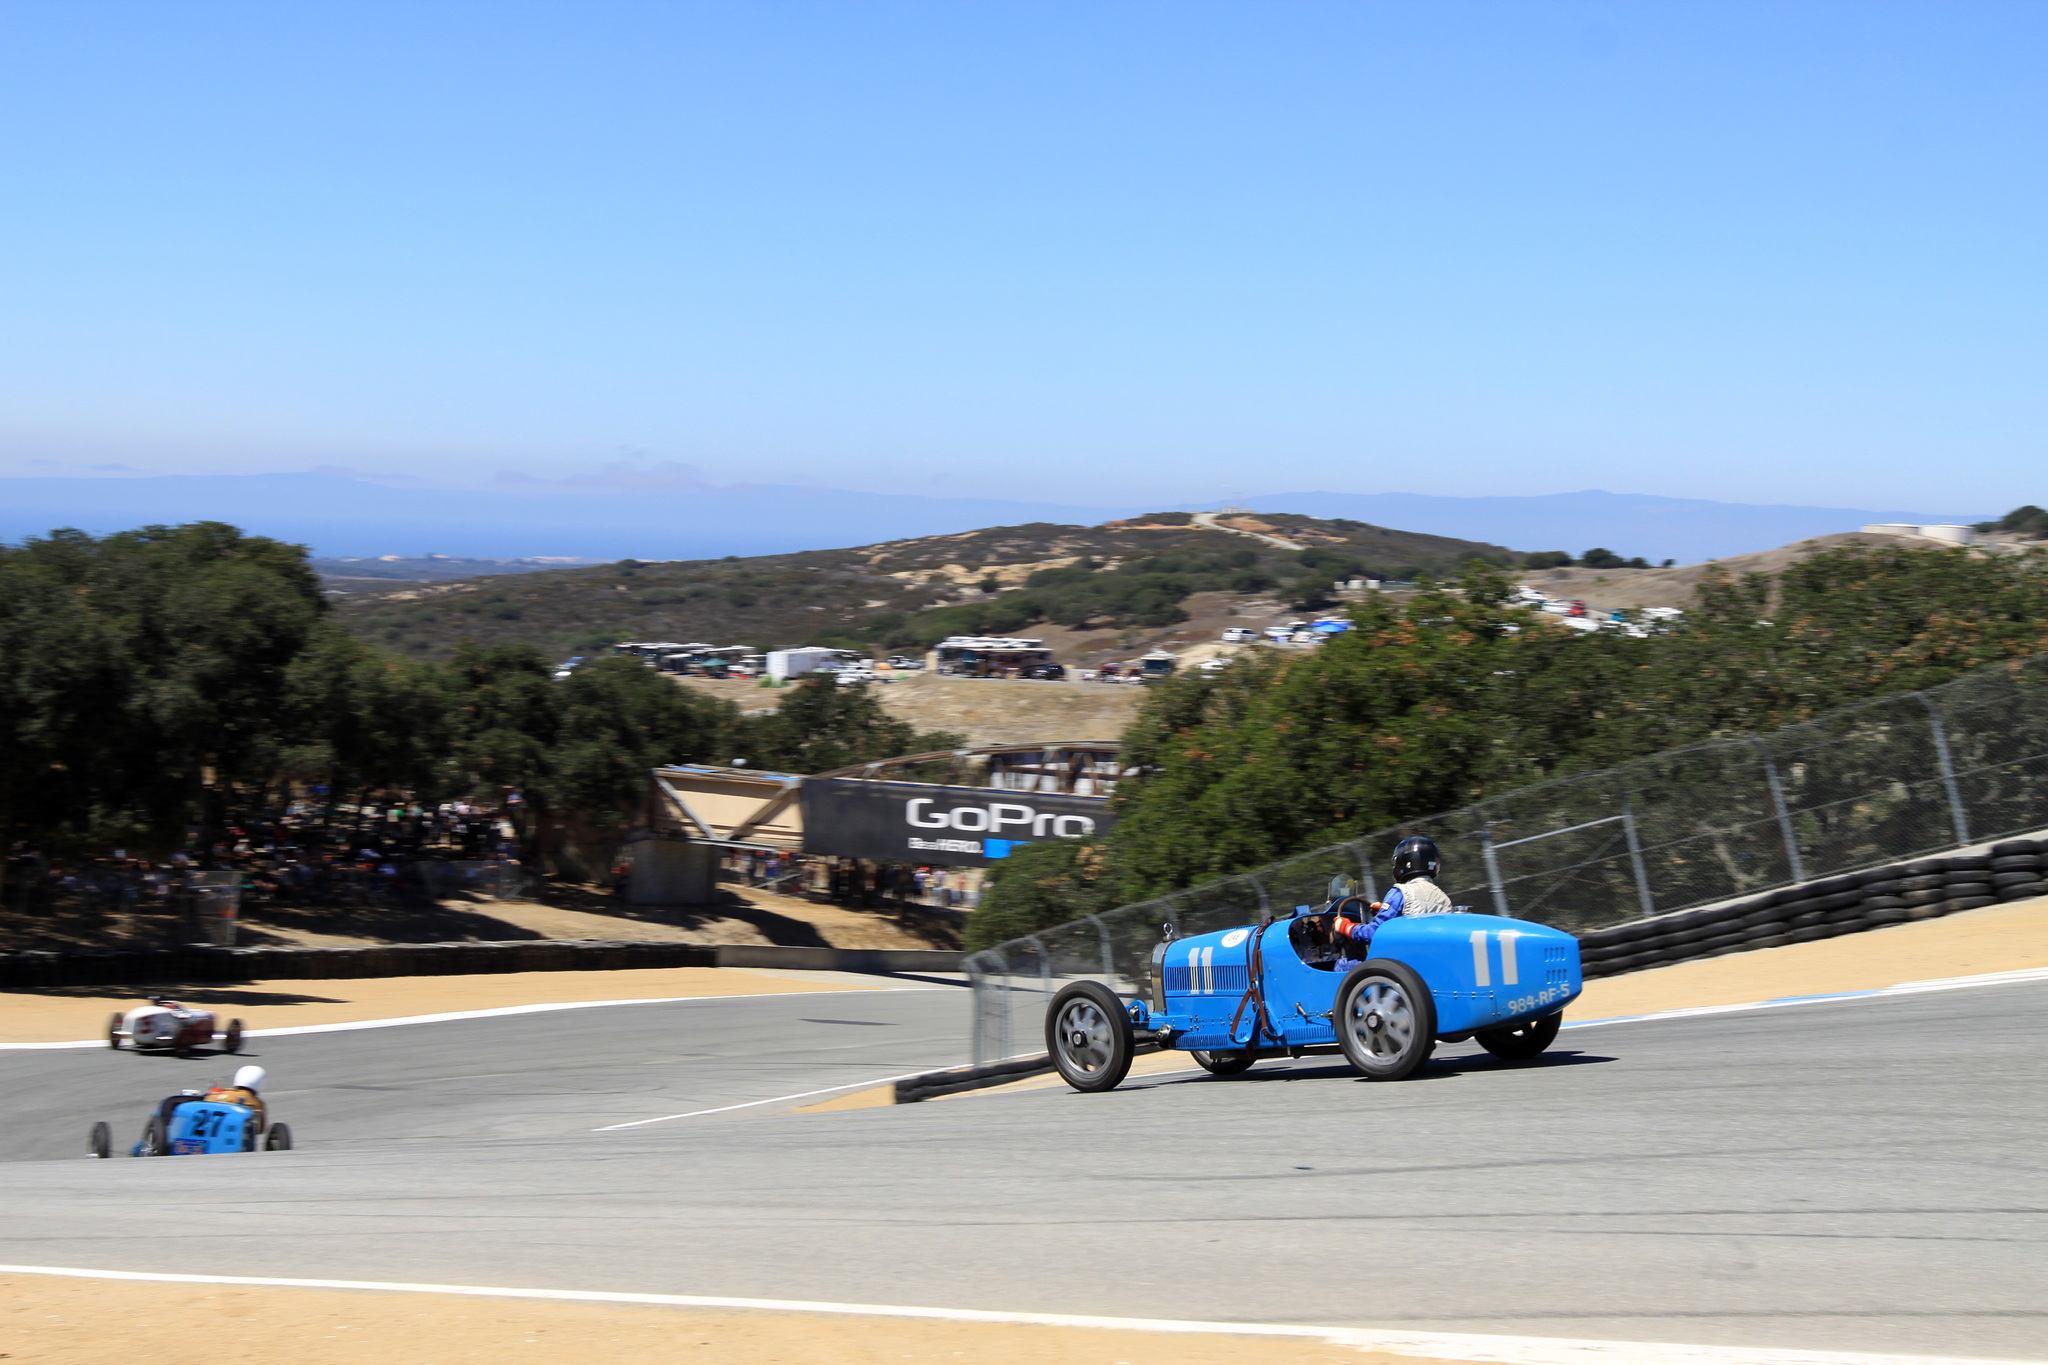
[{"left": 2, "top": 1, "right": 2042, "bottom": 510}]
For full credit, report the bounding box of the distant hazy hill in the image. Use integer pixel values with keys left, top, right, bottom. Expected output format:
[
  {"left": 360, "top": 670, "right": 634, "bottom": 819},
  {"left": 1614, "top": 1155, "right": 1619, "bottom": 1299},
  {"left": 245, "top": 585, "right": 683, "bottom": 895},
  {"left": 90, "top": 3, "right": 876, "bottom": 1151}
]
[
  {"left": 1244, "top": 491, "right": 1989, "bottom": 566},
  {"left": 312, "top": 554, "right": 602, "bottom": 583},
  {"left": 0, "top": 473, "right": 1987, "bottom": 566},
  {"left": 333, "top": 514, "right": 1516, "bottom": 661},
  {"left": 0, "top": 473, "right": 1124, "bottom": 561}
]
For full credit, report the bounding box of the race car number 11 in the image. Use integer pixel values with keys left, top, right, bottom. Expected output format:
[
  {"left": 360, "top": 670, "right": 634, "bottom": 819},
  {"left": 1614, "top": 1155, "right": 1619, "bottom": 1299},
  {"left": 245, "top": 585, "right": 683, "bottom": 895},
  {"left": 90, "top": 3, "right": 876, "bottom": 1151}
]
[{"left": 1468, "top": 929, "right": 1525, "bottom": 988}]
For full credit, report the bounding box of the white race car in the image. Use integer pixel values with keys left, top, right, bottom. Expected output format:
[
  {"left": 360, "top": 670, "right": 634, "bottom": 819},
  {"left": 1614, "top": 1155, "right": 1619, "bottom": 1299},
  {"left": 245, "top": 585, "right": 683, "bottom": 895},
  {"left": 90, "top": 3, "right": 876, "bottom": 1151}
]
[{"left": 108, "top": 997, "right": 244, "bottom": 1056}]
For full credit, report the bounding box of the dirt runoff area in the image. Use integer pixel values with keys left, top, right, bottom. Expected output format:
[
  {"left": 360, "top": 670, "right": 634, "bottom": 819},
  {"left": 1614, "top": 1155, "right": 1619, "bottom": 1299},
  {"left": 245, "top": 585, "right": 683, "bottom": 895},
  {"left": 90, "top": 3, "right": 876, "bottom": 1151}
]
[
  {"left": 0, "top": 1274, "right": 1461, "bottom": 1365},
  {"left": 679, "top": 670, "right": 1143, "bottom": 747},
  {"left": 0, "top": 965, "right": 902, "bottom": 1044},
  {"left": 1568, "top": 894, "right": 2048, "bottom": 1020}
]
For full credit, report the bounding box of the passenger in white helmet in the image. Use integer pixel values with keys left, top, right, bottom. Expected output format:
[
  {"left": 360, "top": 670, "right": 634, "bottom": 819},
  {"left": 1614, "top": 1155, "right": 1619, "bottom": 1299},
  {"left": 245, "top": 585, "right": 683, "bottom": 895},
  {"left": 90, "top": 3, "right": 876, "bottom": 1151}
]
[{"left": 202, "top": 1065, "right": 267, "bottom": 1133}]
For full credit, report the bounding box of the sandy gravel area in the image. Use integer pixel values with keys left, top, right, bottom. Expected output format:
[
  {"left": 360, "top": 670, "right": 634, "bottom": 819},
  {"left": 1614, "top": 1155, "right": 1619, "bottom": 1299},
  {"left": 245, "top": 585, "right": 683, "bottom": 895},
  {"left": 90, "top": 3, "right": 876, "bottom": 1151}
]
[
  {"left": 233, "top": 888, "right": 948, "bottom": 952},
  {"left": 0, "top": 966, "right": 894, "bottom": 1044},
  {"left": 0, "top": 1275, "right": 1431, "bottom": 1365},
  {"left": 1569, "top": 895, "right": 2048, "bottom": 1021}
]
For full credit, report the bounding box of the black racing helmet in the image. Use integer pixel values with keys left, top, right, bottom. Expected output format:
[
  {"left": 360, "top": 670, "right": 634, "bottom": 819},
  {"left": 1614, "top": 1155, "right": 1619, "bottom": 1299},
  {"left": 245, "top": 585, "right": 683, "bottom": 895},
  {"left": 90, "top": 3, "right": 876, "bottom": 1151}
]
[{"left": 1390, "top": 836, "right": 1440, "bottom": 883}]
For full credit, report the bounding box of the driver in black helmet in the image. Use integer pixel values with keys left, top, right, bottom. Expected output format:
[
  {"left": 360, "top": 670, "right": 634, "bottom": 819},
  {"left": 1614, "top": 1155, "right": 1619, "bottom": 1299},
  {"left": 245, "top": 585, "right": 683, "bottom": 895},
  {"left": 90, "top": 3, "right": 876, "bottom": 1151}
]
[{"left": 1329, "top": 836, "right": 1452, "bottom": 962}]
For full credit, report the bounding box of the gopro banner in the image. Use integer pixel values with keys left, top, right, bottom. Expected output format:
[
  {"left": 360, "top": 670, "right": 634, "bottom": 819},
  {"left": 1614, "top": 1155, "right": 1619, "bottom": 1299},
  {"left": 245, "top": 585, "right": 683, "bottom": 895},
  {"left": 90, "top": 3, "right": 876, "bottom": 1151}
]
[{"left": 799, "top": 778, "right": 1115, "bottom": 867}]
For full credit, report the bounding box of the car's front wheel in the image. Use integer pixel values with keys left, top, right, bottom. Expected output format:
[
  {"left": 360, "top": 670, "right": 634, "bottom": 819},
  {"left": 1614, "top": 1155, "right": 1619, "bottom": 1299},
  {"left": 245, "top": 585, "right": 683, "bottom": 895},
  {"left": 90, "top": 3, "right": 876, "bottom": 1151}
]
[
  {"left": 1189, "top": 1050, "right": 1255, "bottom": 1076},
  {"left": 90, "top": 1122, "right": 112, "bottom": 1159},
  {"left": 224, "top": 1019, "right": 243, "bottom": 1054},
  {"left": 1045, "top": 982, "right": 1135, "bottom": 1093},
  {"left": 1335, "top": 962, "right": 1437, "bottom": 1081},
  {"left": 107, "top": 1015, "right": 122, "bottom": 1050},
  {"left": 1475, "top": 1011, "right": 1562, "bottom": 1061}
]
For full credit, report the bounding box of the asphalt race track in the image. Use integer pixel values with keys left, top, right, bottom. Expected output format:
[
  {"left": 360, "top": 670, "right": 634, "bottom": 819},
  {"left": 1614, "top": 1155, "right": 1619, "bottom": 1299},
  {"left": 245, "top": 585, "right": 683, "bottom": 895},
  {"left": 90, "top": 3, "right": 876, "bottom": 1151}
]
[
  {"left": 3, "top": 978, "right": 2043, "bottom": 1359},
  {"left": 5, "top": 980, "right": 971, "bottom": 1162}
]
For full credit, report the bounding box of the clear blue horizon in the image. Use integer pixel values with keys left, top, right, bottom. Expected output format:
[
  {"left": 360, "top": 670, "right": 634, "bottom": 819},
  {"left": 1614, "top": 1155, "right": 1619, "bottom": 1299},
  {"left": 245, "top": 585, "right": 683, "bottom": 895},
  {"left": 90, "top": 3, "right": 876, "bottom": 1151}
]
[{"left": 2, "top": 2, "right": 2042, "bottom": 510}]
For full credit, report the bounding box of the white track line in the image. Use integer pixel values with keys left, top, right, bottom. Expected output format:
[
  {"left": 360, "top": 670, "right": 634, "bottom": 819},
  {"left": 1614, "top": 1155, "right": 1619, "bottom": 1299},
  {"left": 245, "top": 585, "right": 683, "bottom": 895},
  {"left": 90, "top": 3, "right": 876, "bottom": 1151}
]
[
  {"left": 592, "top": 1069, "right": 937, "bottom": 1129},
  {"left": 0, "top": 986, "right": 950, "bottom": 1050},
  {"left": 0, "top": 1265, "right": 2025, "bottom": 1365},
  {"left": 1563, "top": 965, "right": 2048, "bottom": 1031}
]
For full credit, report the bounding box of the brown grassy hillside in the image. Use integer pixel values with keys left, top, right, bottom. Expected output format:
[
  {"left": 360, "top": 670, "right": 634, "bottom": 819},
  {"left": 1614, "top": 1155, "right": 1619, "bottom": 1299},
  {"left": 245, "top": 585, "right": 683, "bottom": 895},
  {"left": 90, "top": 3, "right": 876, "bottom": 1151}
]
[{"left": 333, "top": 515, "right": 1522, "bottom": 662}]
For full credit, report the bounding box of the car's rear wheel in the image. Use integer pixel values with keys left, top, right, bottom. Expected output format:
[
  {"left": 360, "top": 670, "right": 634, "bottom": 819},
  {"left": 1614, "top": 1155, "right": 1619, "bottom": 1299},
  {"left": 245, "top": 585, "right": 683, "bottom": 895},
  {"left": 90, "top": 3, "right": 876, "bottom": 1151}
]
[
  {"left": 1475, "top": 1011, "right": 1563, "bottom": 1060},
  {"left": 1045, "top": 981, "right": 1134, "bottom": 1093},
  {"left": 1335, "top": 962, "right": 1437, "bottom": 1081},
  {"left": 224, "top": 1019, "right": 243, "bottom": 1054},
  {"left": 1189, "top": 1049, "right": 1256, "bottom": 1076},
  {"left": 137, "top": 1117, "right": 165, "bottom": 1157},
  {"left": 265, "top": 1123, "right": 293, "bottom": 1152},
  {"left": 90, "top": 1122, "right": 112, "bottom": 1159}
]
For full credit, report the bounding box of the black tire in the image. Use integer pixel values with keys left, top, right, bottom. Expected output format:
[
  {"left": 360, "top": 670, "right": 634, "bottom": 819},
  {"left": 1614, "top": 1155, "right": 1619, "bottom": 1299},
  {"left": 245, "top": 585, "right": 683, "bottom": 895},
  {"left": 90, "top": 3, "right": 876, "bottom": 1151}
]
[
  {"left": 108, "top": 1014, "right": 123, "bottom": 1050},
  {"left": 1045, "top": 981, "right": 1135, "bottom": 1093},
  {"left": 1189, "top": 1050, "right": 1256, "bottom": 1076},
  {"left": 137, "top": 1117, "right": 165, "bottom": 1157},
  {"left": 1475, "top": 1011, "right": 1562, "bottom": 1060},
  {"left": 90, "top": 1121, "right": 112, "bottom": 1159},
  {"left": 1334, "top": 961, "right": 1437, "bottom": 1081},
  {"left": 224, "top": 1019, "right": 243, "bottom": 1055},
  {"left": 265, "top": 1122, "right": 292, "bottom": 1152}
]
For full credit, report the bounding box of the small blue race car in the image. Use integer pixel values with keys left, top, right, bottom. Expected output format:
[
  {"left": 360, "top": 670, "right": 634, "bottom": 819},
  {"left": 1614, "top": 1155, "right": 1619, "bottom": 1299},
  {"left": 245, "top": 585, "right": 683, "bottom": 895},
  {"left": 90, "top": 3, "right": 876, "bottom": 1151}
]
[
  {"left": 1046, "top": 895, "right": 1583, "bottom": 1091},
  {"left": 89, "top": 1091, "right": 293, "bottom": 1158}
]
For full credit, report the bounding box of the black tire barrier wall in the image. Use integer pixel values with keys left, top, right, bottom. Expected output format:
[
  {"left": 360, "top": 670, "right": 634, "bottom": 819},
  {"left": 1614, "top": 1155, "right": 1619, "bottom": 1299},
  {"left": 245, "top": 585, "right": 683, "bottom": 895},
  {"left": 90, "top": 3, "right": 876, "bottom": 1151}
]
[
  {"left": 0, "top": 940, "right": 965, "bottom": 990},
  {"left": 1576, "top": 839, "right": 2045, "bottom": 980},
  {"left": 895, "top": 1052, "right": 1056, "bottom": 1103}
]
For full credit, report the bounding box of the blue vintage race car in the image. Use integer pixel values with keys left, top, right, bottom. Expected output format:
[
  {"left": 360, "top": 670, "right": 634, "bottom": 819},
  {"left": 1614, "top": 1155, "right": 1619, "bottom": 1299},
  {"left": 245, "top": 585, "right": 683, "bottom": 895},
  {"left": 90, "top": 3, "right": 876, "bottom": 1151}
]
[
  {"left": 1046, "top": 896, "right": 1583, "bottom": 1091},
  {"left": 89, "top": 1091, "right": 294, "bottom": 1158}
]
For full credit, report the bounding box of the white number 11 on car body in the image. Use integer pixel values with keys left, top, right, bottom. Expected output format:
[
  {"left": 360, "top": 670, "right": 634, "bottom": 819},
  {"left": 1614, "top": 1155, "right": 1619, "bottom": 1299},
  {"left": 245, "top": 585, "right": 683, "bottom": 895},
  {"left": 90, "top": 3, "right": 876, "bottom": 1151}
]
[{"left": 1469, "top": 929, "right": 1523, "bottom": 988}]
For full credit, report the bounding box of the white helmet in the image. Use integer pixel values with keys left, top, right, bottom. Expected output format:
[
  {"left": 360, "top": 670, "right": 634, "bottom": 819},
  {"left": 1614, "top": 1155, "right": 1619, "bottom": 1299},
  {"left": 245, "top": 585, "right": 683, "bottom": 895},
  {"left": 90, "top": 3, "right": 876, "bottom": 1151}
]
[{"left": 233, "top": 1065, "right": 265, "bottom": 1092}]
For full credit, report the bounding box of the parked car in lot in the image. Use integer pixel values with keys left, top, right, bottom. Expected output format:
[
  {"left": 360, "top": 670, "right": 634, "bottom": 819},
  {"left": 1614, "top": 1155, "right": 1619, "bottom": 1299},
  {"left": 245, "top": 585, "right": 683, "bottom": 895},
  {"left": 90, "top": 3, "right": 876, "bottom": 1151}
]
[{"left": 1221, "top": 627, "right": 1260, "bottom": 643}]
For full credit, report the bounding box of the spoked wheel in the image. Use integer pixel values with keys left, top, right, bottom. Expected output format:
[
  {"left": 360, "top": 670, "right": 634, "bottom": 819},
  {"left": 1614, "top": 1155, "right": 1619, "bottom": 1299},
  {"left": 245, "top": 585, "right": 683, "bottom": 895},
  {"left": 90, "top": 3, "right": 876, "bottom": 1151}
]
[
  {"left": 107, "top": 1015, "right": 123, "bottom": 1050},
  {"left": 1045, "top": 981, "right": 1135, "bottom": 1093},
  {"left": 136, "top": 1117, "right": 166, "bottom": 1157},
  {"left": 1475, "top": 1011, "right": 1562, "bottom": 1061},
  {"left": 224, "top": 1019, "right": 244, "bottom": 1054},
  {"left": 1335, "top": 961, "right": 1437, "bottom": 1081},
  {"left": 264, "top": 1123, "right": 292, "bottom": 1152},
  {"left": 90, "top": 1122, "right": 112, "bottom": 1159},
  {"left": 1190, "top": 1050, "right": 1256, "bottom": 1076}
]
